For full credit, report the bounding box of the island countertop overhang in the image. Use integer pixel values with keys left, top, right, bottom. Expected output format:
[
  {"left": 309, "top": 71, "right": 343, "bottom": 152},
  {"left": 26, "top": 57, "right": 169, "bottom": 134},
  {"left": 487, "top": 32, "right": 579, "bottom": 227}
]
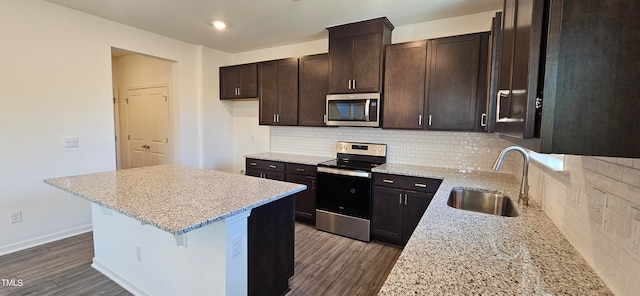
[{"left": 44, "top": 164, "right": 306, "bottom": 235}]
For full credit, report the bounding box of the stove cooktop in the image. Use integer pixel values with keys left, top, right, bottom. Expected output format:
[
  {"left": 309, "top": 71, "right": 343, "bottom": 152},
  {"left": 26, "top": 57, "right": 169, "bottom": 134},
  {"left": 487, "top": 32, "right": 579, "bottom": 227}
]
[{"left": 317, "top": 158, "right": 383, "bottom": 172}]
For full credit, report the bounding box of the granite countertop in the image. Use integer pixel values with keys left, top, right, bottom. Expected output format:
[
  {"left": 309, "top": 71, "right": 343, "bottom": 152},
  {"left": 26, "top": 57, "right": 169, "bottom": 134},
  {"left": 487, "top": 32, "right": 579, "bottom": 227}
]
[
  {"left": 245, "top": 152, "right": 333, "bottom": 166},
  {"left": 44, "top": 164, "right": 305, "bottom": 235},
  {"left": 374, "top": 163, "right": 611, "bottom": 295}
]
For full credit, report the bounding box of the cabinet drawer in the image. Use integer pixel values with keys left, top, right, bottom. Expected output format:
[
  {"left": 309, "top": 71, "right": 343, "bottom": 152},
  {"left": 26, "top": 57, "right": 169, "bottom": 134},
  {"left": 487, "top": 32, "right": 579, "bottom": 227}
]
[
  {"left": 285, "top": 163, "right": 316, "bottom": 176},
  {"left": 373, "top": 173, "right": 442, "bottom": 193},
  {"left": 246, "top": 158, "right": 285, "bottom": 172}
]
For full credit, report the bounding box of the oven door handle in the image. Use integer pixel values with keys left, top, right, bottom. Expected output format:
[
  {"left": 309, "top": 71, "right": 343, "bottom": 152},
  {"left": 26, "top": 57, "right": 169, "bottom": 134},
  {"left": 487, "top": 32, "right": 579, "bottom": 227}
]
[{"left": 317, "top": 167, "right": 371, "bottom": 178}]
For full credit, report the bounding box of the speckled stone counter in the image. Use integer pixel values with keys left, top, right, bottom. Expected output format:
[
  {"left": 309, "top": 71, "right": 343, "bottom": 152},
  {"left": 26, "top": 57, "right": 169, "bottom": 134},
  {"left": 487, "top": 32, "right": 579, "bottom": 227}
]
[
  {"left": 245, "top": 152, "right": 333, "bottom": 166},
  {"left": 374, "top": 163, "right": 611, "bottom": 295},
  {"left": 44, "top": 164, "right": 305, "bottom": 235}
]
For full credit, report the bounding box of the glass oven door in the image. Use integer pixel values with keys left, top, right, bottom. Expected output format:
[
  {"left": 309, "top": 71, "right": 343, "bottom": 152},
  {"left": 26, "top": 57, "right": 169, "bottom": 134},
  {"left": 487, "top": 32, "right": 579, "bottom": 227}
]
[{"left": 316, "top": 167, "right": 372, "bottom": 220}]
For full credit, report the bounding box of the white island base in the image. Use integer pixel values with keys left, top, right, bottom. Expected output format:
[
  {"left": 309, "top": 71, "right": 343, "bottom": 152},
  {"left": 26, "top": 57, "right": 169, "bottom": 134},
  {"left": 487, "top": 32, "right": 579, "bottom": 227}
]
[{"left": 90, "top": 204, "right": 250, "bottom": 296}]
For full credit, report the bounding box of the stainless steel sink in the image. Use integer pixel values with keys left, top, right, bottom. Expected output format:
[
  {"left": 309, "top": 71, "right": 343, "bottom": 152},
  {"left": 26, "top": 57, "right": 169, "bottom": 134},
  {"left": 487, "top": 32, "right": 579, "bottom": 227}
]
[{"left": 447, "top": 187, "right": 519, "bottom": 217}]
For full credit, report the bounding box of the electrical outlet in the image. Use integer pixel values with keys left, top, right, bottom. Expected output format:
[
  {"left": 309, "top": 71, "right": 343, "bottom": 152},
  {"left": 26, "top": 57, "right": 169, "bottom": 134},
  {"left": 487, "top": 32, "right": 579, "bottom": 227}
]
[
  {"left": 232, "top": 236, "right": 242, "bottom": 257},
  {"left": 136, "top": 246, "right": 142, "bottom": 262},
  {"left": 10, "top": 210, "right": 22, "bottom": 224},
  {"left": 64, "top": 137, "right": 79, "bottom": 148}
]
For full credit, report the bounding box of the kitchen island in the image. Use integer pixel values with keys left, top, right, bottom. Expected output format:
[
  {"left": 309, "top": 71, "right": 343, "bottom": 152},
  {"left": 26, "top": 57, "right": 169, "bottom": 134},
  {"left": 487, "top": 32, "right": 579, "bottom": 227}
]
[{"left": 44, "top": 164, "right": 305, "bottom": 296}]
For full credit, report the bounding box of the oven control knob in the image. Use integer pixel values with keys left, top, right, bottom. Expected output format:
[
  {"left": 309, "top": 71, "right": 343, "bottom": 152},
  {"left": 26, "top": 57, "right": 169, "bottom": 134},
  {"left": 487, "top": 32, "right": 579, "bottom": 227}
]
[{"left": 372, "top": 147, "right": 377, "bottom": 151}]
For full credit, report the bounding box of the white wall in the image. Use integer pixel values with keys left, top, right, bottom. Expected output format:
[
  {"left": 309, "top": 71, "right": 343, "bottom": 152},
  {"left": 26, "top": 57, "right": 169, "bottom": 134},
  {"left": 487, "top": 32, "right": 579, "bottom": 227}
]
[
  {"left": 202, "top": 46, "right": 235, "bottom": 172},
  {"left": 228, "top": 10, "right": 500, "bottom": 173},
  {"left": 0, "top": 0, "right": 221, "bottom": 254}
]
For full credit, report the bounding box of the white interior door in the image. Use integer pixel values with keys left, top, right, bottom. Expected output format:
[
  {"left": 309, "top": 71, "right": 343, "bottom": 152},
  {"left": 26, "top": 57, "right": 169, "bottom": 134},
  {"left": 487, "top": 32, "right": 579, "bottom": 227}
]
[{"left": 127, "top": 86, "right": 169, "bottom": 168}]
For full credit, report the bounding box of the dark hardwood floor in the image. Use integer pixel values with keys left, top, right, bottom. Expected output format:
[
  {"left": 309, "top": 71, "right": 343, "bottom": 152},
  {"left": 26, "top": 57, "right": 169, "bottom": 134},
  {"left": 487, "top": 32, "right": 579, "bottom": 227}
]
[
  {"left": 0, "top": 223, "right": 401, "bottom": 296},
  {"left": 0, "top": 233, "right": 130, "bottom": 296},
  {"left": 287, "top": 223, "right": 402, "bottom": 296}
]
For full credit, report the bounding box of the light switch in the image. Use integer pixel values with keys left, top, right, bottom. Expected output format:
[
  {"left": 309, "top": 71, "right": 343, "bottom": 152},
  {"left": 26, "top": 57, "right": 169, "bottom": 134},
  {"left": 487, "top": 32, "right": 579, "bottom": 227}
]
[{"left": 64, "top": 137, "right": 79, "bottom": 148}]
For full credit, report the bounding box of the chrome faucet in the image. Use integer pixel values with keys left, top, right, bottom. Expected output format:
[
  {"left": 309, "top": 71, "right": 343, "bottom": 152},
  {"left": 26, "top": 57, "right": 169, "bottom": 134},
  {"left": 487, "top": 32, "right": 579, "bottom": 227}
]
[{"left": 492, "top": 146, "right": 530, "bottom": 206}]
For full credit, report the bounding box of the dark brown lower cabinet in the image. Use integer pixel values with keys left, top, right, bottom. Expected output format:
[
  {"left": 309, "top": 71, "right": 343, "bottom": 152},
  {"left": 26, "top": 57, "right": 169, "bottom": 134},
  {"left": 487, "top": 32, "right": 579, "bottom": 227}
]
[
  {"left": 372, "top": 187, "right": 433, "bottom": 246},
  {"left": 285, "top": 163, "right": 317, "bottom": 224},
  {"left": 245, "top": 158, "right": 285, "bottom": 181},
  {"left": 248, "top": 195, "right": 294, "bottom": 296},
  {"left": 371, "top": 173, "right": 441, "bottom": 246}
]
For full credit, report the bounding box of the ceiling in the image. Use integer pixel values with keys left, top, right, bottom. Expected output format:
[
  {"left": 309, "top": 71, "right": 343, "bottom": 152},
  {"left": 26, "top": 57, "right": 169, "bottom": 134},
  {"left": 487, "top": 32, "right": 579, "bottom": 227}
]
[{"left": 45, "top": 0, "right": 502, "bottom": 53}]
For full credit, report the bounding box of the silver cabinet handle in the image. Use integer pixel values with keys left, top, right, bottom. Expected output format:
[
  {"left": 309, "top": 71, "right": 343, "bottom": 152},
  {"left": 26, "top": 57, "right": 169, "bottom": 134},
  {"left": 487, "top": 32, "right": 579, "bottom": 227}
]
[
  {"left": 414, "top": 183, "right": 427, "bottom": 188},
  {"left": 353, "top": 79, "right": 356, "bottom": 89},
  {"left": 250, "top": 162, "right": 257, "bottom": 166},
  {"left": 296, "top": 168, "right": 305, "bottom": 172},
  {"left": 269, "top": 165, "right": 277, "bottom": 169},
  {"left": 399, "top": 193, "right": 403, "bottom": 205},
  {"left": 481, "top": 113, "right": 487, "bottom": 127},
  {"left": 404, "top": 194, "right": 408, "bottom": 205},
  {"left": 383, "top": 179, "right": 394, "bottom": 184},
  {"left": 276, "top": 114, "right": 280, "bottom": 123},
  {"left": 419, "top": 115, "right": 423, "bottom": 126},
  {"left": 237, "top": 88, "right": 240, "bottom": 96},
  {"left": 428, "top": 115, "right": 432, "bottom": 126},
  {"left": 273, "top": 114, "right": 277, "bottom": 123},
  {"left": 323, "top": 114, "right": 327, "bottom": 124},
  {"left": 348, "top": 80, "right": 352, "bottom": 90}
]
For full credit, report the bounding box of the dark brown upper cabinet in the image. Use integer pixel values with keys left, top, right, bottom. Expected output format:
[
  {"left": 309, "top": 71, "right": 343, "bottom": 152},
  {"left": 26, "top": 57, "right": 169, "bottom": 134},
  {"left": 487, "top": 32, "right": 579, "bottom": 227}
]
[
  {"left": 382, "top": 33, "right": 489, "bottom": 131},
  {"left": 493, "top": 0, "right": 640, "bottom": 157},
  {"left": 426, "top": 33, "right": 488, "bottom": 131},
  {"left": 494, "top": 0, "right": 542, "bottom": 139},
  {"left": 258, "top": 58, "right": 299, "bottom": 126},
  {"left": 383, "top": 41, "right": 428, "bottom": 129},
  {"left": 327, "top": 17, "right": 393, "bottom": 94},
  {"left": 220, "top": 63, "right": 257, "bottom": 100},
  {"left": 298, "top": 54, "right": 329, "bottom": 127}
]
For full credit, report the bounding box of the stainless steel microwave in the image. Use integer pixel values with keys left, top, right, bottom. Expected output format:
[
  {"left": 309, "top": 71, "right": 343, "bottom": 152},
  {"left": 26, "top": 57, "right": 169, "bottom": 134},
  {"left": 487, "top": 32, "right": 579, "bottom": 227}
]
[{"left": 325, "top": 93, "right": 380, "bottom": 127}]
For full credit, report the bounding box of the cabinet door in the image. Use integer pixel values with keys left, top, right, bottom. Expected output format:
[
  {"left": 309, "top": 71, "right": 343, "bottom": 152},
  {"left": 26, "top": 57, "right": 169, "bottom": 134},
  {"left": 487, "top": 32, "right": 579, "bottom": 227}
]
[
  {"left": 286, "top": 173, "right": 316, "bottom": 224},
  {"left": 258, "top": 61, "right": 279, "bottom": 125},
  {"left": 383, "top": 41, "right": 427, "bottom": 129},
  {"left": 299, "top": 54, "right": 329, "bottom": 126},
  {"left": 276, "top": 58, "right": 299, "bottom": 125},
  {"left": 510, "top": 0, "right": 544, "bottom": 139},
  {"left": 245, "top": 168, "right": 263, "bottom": 178},
  {"left": 238, "top": 63, "right": 258, "bottom": 98},
  {"left": 403, "top": 192, "right": 433, "bottom": 244},
  {"left": 498, "top": 0, "right": 516, "bottom": 93},
  {"left": 248, "top": 195, "right": 294, "bottom": 296},
  {"left": 220, "top": 66, "right": 241, "bottom": 99},
  {"left": 426, "top": 34, "right": 480, "bottom": 130},
  {"left": 328, "top": 38, "right": 354, "bottom": 93},
  {"left": 371, "top": 186, "right": 405, "bottom": 245},
  {"left": 263, "top": 171, "right": 285, "bottom": 181},
  {"left": 352, "top": 34, "right": 383, "bottom": 93}
]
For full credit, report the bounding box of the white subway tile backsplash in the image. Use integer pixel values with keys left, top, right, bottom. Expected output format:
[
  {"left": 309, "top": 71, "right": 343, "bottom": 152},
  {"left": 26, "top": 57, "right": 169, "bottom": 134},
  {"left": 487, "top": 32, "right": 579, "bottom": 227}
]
[
  {"left": 622, "top": 167, "right": 640, "bottom": 186},
  {"left": 528, "top": 153, "right": 640, "bottom": 296},
  {"left": 270, "top": 126, "right": 515, "bottom": 173},
  {"left": 617, "top": 158, "right": 634, "bottom": 167}
]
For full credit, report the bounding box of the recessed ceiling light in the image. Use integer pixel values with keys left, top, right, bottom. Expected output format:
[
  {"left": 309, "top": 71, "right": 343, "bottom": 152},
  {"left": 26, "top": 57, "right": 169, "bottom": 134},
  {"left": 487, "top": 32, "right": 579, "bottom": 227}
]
[{"left": 213, "top": 21, "right": 226, "bottom": 30}]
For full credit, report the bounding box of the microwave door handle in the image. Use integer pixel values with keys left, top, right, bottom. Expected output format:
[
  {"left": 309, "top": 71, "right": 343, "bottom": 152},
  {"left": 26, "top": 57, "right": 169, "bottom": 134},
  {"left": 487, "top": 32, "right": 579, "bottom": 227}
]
[{"left": 364, "top": 99, "right": 370, "bottom": 121}]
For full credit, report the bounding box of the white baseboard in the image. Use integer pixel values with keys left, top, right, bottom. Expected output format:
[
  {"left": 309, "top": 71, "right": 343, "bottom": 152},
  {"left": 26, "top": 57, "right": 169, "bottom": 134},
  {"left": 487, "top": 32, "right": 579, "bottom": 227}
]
[
  {"left": 0, "top": 224, "right": 92, "bottom": 256},
  {"left": 92, "top": 258, "right": 150, "bottom": 296}
]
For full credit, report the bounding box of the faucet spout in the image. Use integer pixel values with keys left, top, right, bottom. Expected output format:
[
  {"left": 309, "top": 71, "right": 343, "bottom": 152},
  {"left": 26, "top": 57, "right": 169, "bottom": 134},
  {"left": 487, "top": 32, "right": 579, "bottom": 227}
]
[{"left": 492, "top": 146, "right": 530, "bottom": 206}]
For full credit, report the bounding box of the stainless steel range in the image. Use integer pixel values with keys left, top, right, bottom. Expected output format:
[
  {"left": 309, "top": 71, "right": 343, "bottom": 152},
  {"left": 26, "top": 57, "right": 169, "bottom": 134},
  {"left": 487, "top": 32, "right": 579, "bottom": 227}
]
[{"left": 316, "top": 141, "right": 387, "bottom": 242}]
